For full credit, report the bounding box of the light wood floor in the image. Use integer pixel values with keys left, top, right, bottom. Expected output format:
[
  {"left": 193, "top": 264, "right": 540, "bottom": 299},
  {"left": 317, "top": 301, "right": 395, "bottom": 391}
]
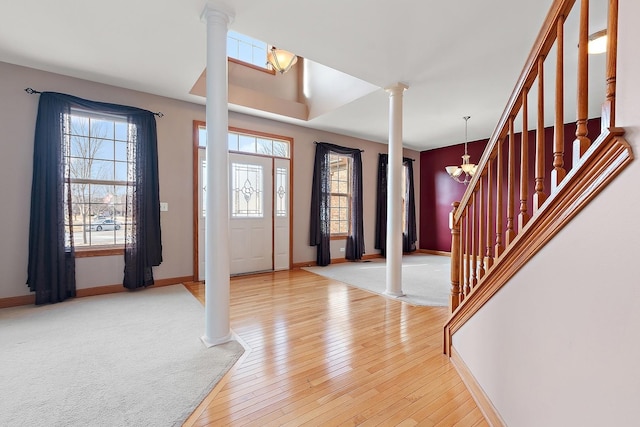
[{"left": 183, "top": 269, "right": 487, "bottom": 426}]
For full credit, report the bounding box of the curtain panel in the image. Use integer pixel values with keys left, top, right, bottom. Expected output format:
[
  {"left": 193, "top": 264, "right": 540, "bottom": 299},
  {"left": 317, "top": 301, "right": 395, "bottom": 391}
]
[
  {"left": 403, "top": 159, "right": 417, "bottom": 252},
  {"left": 310, "top": 142, "right": 364, "bottom": 266},
  {"left": 374, "top": 154, "right": 417, "bottom": 256},
  {"left": 27, "top": 92, "right": 162, "bottom": 303},
  {"left": 26, "top": 94, "right": 76, "bottom": 304}
]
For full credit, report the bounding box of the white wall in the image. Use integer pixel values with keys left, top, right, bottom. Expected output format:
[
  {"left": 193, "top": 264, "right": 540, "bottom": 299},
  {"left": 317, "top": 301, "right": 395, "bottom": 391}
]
[
  {"left": 0, "top": 61, "right": 419, "bottom": 299},
  {"left": 452, "top": 0, "right": 640, "bottom": 425}
]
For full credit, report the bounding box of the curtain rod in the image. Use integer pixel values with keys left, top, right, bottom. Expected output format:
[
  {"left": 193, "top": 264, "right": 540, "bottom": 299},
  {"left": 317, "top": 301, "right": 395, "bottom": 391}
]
[
  {"left": 314, "top": 141, "right": 364, "bottom": 152},
  {"left": 379, "top": 153, "right": 415, "bottom": 162},
  {"left": 24, "top": 88, "right": 164, "bottom": 117}
]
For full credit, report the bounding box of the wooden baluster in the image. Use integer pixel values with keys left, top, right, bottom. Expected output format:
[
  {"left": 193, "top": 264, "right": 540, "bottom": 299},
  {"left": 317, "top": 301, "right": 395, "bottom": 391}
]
[
  {"left": 534, "top": 56, "right": 547, "bottom": 211},
  {"left": 478, "top": 176, "right": 486, "bottom": 280},
  {"left": 459, "top": 213, "right": 466, "bottom": 302},
  {"left": 486, "top": 156, "right": 494, "bottom": 269},
  {"left": 519, "top": 88, "right": 530, "bottom": 230},
  {"left": 602, "top": 0, "right": 618, "bottom": 129},
  {"left": 471, "top": 191, "right": 478, "bottom": 288},
  {"left": 552, "top": 15, "right": 566, "bottom": 190},
  {"left": 506, "top": 118, "right": 516, "bottom": 246},
  {"left": 495, "top": 139, "right": 504, "bottom": 257},
  {"left": 465, "top": 206, "right": 471, "bottom": 296},
  {"left": 449, "top": 202, "right": 461, "bottom": 312},
  {"left": 573, "top": 0, "right": 591, "bottom": 166}
]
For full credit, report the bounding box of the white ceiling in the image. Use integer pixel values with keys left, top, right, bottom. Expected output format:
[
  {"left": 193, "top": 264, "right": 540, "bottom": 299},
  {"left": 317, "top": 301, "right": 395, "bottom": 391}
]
[{"left": 0, "top": 0, "right": 608, "bottom": 151}]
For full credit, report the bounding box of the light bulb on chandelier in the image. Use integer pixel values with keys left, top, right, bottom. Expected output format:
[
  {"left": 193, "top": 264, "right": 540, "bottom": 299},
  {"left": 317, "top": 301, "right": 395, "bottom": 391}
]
[{"left": 445, "top": 116, "right": 477, "bottom": 184}]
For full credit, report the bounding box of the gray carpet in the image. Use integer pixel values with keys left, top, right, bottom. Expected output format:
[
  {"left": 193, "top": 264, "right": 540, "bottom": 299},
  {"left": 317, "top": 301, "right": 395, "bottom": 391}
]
[
  {"left": 304, "top": 254, "right": 451, "bottom": 306},
  {"left": 0, "top": 285, "right": 244, "bottom": 427}
]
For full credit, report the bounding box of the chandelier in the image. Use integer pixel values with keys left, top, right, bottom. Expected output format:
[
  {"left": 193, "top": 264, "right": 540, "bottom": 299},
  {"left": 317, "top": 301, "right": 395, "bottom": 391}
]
[
  {"left": 267, "top": 46, "right": 298, "bottom": 74},
  {"left": 445, "top": 116, "right": 477, "bottom": 184}
]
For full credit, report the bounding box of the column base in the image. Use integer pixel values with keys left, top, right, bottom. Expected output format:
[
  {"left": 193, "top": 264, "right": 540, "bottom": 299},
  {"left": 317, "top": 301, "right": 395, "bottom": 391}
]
[
  {"left": 385, "top": 290, "right": 405, "bottom": 298},
  {"left": 201, "top": 331, "right": 233, "bottom": 348}
]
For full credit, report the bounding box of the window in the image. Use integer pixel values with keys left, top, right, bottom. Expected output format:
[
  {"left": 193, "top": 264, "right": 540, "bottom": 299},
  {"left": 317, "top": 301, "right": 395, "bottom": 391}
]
[
  {"left": 227, "top": 31, "right": 269, "bottom": 70},
  {"left": 227, "top": 131, "right": 290, "bottom": 158},
  {"left": 309, "top": 142, "right": 364, "bottom": 265},
  {"left": 64, "top": 112, "right": 133, "bottom": 248},
  {"left": 329, "top": 153, "right": 351, "bottom": 236},
  {"left": 28, "top": 91, "right": 161, "bottom": 297}
]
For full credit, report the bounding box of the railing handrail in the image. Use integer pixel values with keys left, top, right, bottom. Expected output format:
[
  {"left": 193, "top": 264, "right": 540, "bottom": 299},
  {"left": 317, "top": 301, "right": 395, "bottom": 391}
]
[
  {"left": 454, "top": 0, "right": 576, "bottom": 224},
  {"left": 445, "top": 0, "right": 634, "bottom": 354}
]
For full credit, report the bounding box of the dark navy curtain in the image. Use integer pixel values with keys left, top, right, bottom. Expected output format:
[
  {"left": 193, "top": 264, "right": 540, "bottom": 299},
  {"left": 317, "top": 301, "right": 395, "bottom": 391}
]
[
  {"left": 27, "top": 92, "right": 162, "bottom": 303},
  {"left": 26, "top": 93, "right": 76, "bottom": 304},
  {"left": 374, "top": 154, "right": 417, "bottom": 256},
  {"left": 310, "top": 142, "right": 364, "bottom": 266}
]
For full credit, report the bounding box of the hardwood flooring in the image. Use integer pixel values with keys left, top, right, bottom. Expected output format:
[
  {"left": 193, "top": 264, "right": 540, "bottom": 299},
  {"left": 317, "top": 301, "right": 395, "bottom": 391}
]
[{"left": 183, "top": 269, "right": 487, "bottom": 426}]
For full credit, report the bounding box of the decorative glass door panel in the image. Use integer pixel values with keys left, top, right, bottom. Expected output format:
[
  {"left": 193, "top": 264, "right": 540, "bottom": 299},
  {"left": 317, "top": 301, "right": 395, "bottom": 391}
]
[{"left": 231, "top": 163, "right": 264, "bottom": 218}]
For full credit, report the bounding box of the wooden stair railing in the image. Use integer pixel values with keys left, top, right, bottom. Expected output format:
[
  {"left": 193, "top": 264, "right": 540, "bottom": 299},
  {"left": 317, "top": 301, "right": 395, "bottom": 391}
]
[{"left": 444, "top": 0, "right": 633, "bottom": 356}]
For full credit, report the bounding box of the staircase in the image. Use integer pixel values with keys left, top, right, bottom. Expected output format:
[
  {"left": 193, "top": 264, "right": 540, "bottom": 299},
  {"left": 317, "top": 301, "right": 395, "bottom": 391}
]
[{"left": 443, "top": 0, "right": 633, "bottom": 355}]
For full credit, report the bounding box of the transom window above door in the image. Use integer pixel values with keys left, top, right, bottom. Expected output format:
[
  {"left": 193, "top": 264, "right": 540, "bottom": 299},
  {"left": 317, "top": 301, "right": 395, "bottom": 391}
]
[
  {"left": 197, "top": 125, "right": 291, "bottom": 159},
  {"left": 227, "top": 132, "right": 290, "bottom": 158}
]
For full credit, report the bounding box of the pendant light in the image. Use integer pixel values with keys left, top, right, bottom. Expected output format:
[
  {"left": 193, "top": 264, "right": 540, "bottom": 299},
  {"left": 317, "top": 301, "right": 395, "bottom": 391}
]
[
  {"left": 445, "top": 116, "right": 477, "bottom": 184},
  {"left": 267, "top": 46, "right": 298, "bottom": 74}
]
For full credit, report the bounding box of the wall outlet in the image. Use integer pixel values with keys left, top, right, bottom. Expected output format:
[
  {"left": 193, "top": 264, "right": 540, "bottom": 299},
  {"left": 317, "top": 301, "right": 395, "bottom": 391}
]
[
  {"left": 160, "top": 202, "right": 169, "bottom": 212},
  {"left": 339, "top": 247, "right": 345, "bottom": 252}
]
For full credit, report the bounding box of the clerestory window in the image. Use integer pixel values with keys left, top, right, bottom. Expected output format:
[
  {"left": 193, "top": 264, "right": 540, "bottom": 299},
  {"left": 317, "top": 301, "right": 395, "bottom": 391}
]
[{"left": 227, "top": 31, "right": 269, "bottom": 70}]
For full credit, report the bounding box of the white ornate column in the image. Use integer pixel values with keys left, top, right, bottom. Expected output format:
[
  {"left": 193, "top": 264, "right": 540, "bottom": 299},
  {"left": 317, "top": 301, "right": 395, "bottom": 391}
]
[
  {"left": 385, "top": 83, "right": 409, "bottom": 297},
  {"left": 201, "top": 2, "right": 234, "bottom": 347}
]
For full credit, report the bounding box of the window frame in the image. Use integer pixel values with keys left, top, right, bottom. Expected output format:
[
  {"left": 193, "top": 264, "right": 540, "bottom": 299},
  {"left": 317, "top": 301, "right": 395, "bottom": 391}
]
[
  {"left": 328, "top": 152, "right": 352, "bottom": 239},
  {"left": 227, "top": 31, "right": 276, "bottom": 75},
  {"left": 64, "top": 110, "right": 133, "bottom": 256}
]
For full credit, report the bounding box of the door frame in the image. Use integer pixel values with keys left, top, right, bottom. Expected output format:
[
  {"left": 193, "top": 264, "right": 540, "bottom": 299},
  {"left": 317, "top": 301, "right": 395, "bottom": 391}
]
[{"left": 192, "top": 121, "right": 294, "bottom": 281}]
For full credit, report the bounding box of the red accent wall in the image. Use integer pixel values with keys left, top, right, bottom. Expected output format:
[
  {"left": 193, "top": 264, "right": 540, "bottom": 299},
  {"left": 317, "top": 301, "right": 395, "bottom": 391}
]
[{"left": 419, "top": 118, "right": 602, "bottom": 252}]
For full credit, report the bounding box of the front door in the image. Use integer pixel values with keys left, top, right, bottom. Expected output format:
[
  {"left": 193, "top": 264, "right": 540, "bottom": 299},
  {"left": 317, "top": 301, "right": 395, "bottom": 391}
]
[
  {"left": 228, "top": 153, "right": 273, "bottom": 275},
  {"left": 195, "top": 126, "right": 292, "bottom": 280}
]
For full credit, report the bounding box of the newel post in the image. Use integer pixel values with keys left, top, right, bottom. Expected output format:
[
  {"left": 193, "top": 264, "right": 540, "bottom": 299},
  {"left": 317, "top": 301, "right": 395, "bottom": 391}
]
[{"left": 449, "top": 202, "right": 461, "bottom": 312}]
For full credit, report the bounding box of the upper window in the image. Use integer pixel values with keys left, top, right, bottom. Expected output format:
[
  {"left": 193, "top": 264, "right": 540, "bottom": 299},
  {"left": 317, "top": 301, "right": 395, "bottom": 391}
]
[
  {"left": 227, "top": 31, "right": 269, "bottom": 70},
  {"left": 329, "top": 153, "right": 352, "bottom": 236},
  {"left": 64, "top": 112, "right": 133, "bottom": 248}
]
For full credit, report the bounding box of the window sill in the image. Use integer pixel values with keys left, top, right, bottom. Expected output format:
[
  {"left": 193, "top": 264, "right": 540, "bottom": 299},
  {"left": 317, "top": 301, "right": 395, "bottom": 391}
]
[
  {"left": 330, "top": 235, "right": 348, "bottom": 241},
  {"left": 228, "top": 57, "right": 275, "bottom": 75},
  {"left": 75, "top": 246, "right": 124, "bottom": 258}
]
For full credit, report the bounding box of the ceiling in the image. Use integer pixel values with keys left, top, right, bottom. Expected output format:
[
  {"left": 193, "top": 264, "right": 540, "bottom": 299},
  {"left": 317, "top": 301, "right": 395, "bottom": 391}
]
[{"left": 0, "top": 0, "right": 608, "bottom": 151}]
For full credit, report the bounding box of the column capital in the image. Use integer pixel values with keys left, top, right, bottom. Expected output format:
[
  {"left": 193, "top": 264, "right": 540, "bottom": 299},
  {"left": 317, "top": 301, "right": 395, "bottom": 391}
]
[
  {"left": 385, "top": 82, "right": 409, "bottom": 95},
  {"left": 201, "top": 2, "right": 235, "bottom": 24}
]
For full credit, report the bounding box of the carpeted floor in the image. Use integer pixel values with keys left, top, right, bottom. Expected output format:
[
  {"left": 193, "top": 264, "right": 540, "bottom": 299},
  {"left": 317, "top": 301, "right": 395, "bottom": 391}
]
[
  {"left": 0, "top": 285, "right": 244, "bottom": 427},
  {"left": 303, "top": 253, "right": 451, "bottom": 306}
]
